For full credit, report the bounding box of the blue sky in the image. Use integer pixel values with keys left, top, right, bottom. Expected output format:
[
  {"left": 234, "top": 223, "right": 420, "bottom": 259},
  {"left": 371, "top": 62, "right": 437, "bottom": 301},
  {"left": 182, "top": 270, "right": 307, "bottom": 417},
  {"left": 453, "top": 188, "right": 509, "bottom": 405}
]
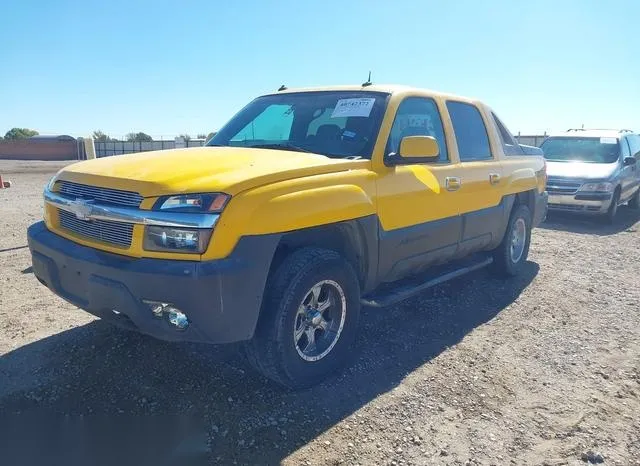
[{"left": 1, "top": 0, "right": 638, "bottom": 138}]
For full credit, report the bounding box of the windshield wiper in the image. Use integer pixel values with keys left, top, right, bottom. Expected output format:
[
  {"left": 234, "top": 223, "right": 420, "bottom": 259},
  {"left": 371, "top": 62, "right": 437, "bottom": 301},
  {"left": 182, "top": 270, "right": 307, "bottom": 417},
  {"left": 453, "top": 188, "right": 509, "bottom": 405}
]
[{"left": 249, "top": 143, "right": 314, "bottom": 154}]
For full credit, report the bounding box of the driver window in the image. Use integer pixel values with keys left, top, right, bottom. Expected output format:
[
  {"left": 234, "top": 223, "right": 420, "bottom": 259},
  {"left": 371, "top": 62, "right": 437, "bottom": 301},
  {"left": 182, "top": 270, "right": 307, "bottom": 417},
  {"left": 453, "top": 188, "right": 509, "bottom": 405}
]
[{"left": 386, "top": 97, "right": 448, "bottom": 162}]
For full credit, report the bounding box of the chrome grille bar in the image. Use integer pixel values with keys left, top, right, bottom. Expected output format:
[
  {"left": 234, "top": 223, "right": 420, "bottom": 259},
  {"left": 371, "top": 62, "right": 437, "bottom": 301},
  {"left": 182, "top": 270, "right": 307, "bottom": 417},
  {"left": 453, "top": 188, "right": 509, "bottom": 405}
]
[
  {"left": 58, "top": 209, "right": 133, "bottom": 248},
  {"left": 58, "top": 181, "right": 143, "bottom": 207},
  {"left": 45, "top": 188, "right": 219, "bottom": 229},
  {"left": 546, "top": 177, "right": 582, "bottom": 195}
]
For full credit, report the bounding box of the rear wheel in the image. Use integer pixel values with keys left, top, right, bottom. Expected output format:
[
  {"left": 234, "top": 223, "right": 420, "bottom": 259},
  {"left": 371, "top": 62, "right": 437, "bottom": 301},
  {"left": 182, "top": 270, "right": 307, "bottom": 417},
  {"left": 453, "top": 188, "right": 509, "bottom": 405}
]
[
  {"left": 492, "top": 204, "right": 532, "bottom": 277},
  {"left": 245, "top": 247, "right": 361, "bottom": 389}
]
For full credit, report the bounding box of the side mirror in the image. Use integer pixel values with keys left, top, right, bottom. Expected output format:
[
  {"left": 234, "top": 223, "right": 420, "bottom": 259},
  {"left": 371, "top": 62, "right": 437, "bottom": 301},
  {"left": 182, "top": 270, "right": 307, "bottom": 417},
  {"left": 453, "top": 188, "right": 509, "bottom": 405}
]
[
  {"left": 624, "top": 156, "right": 637, "bottom": 166},
  {"left": 388, "top": 136, "right": 439, "bottom": 165}
]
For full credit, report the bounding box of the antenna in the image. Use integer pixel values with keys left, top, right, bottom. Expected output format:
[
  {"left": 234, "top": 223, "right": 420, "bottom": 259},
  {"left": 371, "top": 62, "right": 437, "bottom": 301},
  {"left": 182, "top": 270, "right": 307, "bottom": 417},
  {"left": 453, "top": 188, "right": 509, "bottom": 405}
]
[
  {"left": 278, "top": 84, "right": 287, "bottom": 91},
  {"left": 362, "top": 71, "right": 372, "bottom": 87}
]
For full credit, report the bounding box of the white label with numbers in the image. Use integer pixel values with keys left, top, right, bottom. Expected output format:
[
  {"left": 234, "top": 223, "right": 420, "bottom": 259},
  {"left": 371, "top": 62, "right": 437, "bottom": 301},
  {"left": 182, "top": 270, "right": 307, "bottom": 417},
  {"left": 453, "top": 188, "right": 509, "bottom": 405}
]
[{"left": 331, "top": 98, "right": 375, "bottom": 118}]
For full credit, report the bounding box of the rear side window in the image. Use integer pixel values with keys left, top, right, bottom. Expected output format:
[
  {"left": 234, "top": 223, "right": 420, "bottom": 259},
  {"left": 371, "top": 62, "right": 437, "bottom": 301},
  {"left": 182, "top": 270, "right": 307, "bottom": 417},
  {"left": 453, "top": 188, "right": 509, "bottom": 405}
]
[
  {"left": 447, "top": 101, "right": 492, "bottom": 161},
  {"left": 492, "top": 113, "right": 524, "bottom": 155}
]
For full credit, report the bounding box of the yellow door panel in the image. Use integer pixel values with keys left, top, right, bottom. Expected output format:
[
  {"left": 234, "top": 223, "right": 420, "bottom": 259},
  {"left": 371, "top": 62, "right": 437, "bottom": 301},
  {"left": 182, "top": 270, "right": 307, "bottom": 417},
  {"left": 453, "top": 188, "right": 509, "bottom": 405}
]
[
  {"left": 458, "top": 161, "right": 504, "bottom": 213},
  {"left": 376, "top": 164, "right": 461, "bottom": 230}
]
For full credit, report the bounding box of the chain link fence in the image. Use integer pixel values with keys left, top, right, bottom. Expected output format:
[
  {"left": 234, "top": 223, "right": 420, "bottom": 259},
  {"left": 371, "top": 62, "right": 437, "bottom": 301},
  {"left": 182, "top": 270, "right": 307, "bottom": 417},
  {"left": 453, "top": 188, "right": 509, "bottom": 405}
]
[{"left": 95, "top": 139, "right": 206, "bottom": 158}]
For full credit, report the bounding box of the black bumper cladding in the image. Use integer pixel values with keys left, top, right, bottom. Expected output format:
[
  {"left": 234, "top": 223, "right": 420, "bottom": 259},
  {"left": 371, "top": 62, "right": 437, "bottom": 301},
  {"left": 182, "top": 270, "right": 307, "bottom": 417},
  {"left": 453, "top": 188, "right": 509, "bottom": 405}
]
[
  {"left": 534, "top": 191, "right": 549, "bottom": 226},
  {"left": 27, "top": 222, "right": 279, "bottom": 344}
]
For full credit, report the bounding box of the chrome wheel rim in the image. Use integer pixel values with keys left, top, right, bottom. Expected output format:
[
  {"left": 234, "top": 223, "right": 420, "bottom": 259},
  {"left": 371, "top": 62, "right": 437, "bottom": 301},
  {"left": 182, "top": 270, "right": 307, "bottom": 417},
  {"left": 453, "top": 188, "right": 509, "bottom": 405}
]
[
  {"left": 293, "top": 280, "right": 347, "bottom": 362},
  {"left": 510, "top": 218, "right": 527, "bottom": 263}
]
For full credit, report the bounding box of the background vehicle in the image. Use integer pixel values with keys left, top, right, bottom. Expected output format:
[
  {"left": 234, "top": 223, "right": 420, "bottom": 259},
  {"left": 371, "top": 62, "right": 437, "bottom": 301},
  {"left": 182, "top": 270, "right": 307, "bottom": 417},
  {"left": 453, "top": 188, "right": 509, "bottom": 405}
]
[
  {"left": 541, "top": 129, "right": 640, "bottom": 222},
  {"left": 28, "top": 85, "right": 547, "bottom": 388}
]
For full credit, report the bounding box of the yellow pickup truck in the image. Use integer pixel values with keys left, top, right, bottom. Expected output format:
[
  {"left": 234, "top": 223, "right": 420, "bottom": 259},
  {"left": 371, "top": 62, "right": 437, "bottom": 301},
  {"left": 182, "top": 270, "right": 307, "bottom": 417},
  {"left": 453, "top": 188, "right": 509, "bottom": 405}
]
[{"left": 28, "top": 85, "right": 547, "bottom": 388}]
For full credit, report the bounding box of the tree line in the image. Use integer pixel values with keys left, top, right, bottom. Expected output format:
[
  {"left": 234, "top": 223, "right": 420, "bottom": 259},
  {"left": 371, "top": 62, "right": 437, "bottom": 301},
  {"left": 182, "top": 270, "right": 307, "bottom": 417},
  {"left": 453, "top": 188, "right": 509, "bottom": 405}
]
[{"left": 2, "top": 128, "right": 216, "bottom": 142}]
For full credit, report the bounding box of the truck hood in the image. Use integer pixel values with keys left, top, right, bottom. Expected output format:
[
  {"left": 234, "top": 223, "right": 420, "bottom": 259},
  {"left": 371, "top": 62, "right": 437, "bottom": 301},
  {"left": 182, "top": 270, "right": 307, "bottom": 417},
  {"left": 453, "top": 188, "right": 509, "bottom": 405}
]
[
  {"left": 545, "top": 160, "right": 618, "bottom": 180},
  {"left": 57, "top": 146, "right": 366, "bottom": 198}
]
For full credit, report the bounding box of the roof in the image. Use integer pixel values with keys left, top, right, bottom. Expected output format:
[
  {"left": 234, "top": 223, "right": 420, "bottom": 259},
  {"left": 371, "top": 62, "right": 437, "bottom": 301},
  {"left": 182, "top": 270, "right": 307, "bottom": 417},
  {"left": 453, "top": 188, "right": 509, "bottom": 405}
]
[
  {"left": 266, "top": 84, "right": 479, "bottom": 103},
  {"left": 548, "top": 129, "right": 635, "bottom": 139}
]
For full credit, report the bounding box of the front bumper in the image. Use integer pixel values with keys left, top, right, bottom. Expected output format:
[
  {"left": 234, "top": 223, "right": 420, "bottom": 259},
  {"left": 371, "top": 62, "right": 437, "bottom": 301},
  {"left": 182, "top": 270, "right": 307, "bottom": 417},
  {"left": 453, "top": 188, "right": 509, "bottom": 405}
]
[
  {"left": 547, "top": 192, "right": 612, "bottom": 214},
  {"left": 27, "top": 222, "right": 279, "bottom": 344}
]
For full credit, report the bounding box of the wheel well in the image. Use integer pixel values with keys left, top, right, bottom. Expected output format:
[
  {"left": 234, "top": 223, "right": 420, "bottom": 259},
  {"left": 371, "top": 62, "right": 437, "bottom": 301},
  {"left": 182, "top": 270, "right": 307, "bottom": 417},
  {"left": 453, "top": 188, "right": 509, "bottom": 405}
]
[
  {"left": 269, "top": 223, "right": 367, "bottom": 288},
  {"left": 514, "top": 189, "right": 536, "bottom": 216}
]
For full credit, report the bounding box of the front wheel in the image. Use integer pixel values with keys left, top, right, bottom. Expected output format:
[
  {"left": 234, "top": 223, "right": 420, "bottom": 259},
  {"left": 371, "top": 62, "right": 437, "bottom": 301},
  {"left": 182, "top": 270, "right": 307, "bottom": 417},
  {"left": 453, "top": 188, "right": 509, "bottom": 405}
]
[
  {"left": 492, "top": 204, "right": 532, "bottom": 277},
  {"left": 628, "top": 188, "right": 640, "bottom": 210},
  {"left": 604, "top": 189, "right": 621, "bottom": 223},
  {"left": 245, "top": 247, "right": 361, "bottom": 389}
]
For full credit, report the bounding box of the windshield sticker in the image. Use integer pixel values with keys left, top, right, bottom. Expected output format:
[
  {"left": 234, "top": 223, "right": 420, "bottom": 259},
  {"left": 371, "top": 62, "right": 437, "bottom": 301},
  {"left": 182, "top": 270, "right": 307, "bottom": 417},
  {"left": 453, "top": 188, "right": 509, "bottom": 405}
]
[
  {"left": 600, "top": 137, "right": 617, "bottom": 144},
  {"left": 331, "top": 98, "right": 375, "bottom": 118},
  {"left": 343, "top": 130, "right": 356, "bottom": 138}
]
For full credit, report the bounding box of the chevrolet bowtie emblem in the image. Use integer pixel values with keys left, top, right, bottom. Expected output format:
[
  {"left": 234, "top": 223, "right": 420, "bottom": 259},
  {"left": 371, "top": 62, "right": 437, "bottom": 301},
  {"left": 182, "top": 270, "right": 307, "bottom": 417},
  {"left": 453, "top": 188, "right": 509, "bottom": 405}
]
[{"left": 69, "top": 199, "right": 94, "bottom": 221}]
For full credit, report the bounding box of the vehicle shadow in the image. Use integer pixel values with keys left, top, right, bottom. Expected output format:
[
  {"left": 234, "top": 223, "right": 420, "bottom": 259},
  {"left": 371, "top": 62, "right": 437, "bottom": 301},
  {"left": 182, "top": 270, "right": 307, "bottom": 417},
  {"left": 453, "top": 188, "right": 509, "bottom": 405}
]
[
  {"left": 0, "top": 262, "right": 539, "bottom": 466},
  {"left": 540, "top": 205, "right": 640, "bottom": 236}
]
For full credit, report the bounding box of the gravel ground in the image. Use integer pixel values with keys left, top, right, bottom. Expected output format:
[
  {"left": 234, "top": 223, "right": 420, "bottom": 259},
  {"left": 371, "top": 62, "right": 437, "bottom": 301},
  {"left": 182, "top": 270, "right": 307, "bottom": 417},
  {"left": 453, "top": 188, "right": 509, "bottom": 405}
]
[{"left": 1, "top": 160, "right": 639, "bottom": 466}]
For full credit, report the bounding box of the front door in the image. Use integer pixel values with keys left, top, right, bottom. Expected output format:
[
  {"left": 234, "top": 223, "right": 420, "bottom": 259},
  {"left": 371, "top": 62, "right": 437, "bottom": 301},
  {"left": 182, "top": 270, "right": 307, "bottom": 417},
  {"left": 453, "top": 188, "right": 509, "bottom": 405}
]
[
  {"left": 375, "top": 96, "right": 462, "bottom": 283},
  {"left": 620, "top": 136, "right": 638, "bottom": 202}
]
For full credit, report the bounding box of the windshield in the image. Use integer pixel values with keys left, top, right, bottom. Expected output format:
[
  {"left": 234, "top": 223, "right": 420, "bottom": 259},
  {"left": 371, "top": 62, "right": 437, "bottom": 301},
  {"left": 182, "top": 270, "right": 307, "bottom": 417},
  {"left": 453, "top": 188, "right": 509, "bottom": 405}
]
[
  {"left": 207, "top": 91, "right": 389, "bottom": 159},
  {"left": 541, "top": 137, "right": 620, "bottom": 163}
]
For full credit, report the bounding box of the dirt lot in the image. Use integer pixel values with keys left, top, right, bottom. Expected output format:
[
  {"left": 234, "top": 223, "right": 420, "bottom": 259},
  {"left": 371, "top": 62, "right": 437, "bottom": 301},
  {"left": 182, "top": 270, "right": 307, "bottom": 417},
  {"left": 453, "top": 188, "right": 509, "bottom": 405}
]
[{"left": 1, "top": 159, "right": 639, "bottom": 466}]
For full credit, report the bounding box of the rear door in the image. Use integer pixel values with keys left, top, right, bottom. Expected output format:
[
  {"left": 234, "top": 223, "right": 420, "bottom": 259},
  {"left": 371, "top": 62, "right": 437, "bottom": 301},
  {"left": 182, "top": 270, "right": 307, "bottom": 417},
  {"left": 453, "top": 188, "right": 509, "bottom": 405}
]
[{"left": 445, "top": 101, "right": 505, "bottom": 257}]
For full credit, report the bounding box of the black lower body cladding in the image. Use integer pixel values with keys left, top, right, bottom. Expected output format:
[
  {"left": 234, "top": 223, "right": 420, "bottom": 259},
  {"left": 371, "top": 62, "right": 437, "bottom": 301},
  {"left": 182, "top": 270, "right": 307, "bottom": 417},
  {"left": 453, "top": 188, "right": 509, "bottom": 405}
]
[{"left": 27, "top": 222, "right": 280, "bottom": 344}]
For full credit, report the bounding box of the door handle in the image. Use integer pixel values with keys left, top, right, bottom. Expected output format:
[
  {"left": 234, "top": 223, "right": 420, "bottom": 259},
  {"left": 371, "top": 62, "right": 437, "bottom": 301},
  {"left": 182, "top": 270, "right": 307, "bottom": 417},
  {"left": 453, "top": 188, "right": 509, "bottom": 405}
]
[
  {"left": 489, "top": 173, "right": 501, "bottom": 185},
  {"left": 445, "top": 176, "right": 462, "bottom": 191}
]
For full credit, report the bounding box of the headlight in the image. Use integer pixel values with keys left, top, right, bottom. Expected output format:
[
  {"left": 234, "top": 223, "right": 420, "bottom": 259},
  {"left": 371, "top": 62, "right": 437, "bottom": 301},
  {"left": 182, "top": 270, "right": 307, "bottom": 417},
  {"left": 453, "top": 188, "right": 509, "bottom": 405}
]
[
  {"left": 154, "top": 193, "right": 229, "bottom": 212},
  {"left": 143, "top": 226, "right": 212, "bottom": 253},
  {"left": 579, "top": 182, "right": 613, "bottom": 193},
  {"left": 145, "top": 192, "right": 229, "bottom": 253}
]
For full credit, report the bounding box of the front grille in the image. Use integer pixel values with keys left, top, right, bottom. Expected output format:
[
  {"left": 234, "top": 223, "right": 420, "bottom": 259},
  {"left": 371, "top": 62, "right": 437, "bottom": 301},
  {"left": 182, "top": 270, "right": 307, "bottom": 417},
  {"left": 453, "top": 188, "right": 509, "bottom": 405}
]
[
  {"left": 58, "top": 209, "right": 133, "bottom": 248},
  {"left": 546, "top": 177, "right": 582, "bottom": 195},
  {"left": 57, "top": 181, "right": 143, "bottom": 207}
]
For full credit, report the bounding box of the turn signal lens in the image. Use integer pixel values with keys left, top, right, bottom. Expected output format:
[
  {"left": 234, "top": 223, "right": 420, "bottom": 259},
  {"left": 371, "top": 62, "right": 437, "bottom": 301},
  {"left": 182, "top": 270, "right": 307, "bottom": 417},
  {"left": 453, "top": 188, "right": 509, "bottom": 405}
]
[{"left": 155, "top": 193, "right": 229, "bottom": 213}]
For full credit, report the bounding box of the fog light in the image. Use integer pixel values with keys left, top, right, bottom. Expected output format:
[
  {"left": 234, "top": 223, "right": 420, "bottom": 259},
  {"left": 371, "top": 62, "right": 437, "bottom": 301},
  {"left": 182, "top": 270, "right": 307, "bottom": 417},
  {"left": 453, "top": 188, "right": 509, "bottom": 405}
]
[
  {"left": 142, "top": 300, "right": 189, "bottom": 330},
  {"left": 166, "top": 307, "right": 189, "bottom": 330},
  {"left": 143, "top": 300, "right": 169, "bottom": 318}
]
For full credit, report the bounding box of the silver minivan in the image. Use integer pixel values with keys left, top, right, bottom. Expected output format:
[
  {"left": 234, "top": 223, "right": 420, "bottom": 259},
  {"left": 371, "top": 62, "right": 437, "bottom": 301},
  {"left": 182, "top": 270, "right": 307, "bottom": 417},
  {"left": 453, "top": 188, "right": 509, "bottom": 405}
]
[{"left": 541, "top": 129, "right": 640, "bottom": 222}]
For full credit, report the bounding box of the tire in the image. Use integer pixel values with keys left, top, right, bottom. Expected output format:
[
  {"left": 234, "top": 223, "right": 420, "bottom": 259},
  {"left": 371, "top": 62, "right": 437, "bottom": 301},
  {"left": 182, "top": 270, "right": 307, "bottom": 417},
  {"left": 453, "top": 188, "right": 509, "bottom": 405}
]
[
  {"left": 604, "top": 188, "right": 621, "bottom": 223},
  {"left": 628, "top": 188, "right": 640, "bottom": 210},
  {"left": 492, "top": 204, "right": 532, "bottom": 277},
  {"left": 245, "top": 247, "right": 361, "bottom": 389}
]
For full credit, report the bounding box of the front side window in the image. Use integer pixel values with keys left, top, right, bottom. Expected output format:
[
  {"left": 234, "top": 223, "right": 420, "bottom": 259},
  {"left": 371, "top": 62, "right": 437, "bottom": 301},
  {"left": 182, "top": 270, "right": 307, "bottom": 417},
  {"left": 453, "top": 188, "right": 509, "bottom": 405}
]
[
  {"left": 621, "top": 137, "right": 631, "bottom": 158},
  {"left": 627, "top": 134, "right": 640, "bottom": 160},
  {"left": 446, "top": 101, "right": 492, "bottom": 161},
  {"left": 209, "top": 91, "right": 388, "bottom": 159},
  {"left": 386, "top": 97, "right": 448, "bottom": 162},
  {"left": 540, "top": 137, "right": 620, "bottom": 164}
]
